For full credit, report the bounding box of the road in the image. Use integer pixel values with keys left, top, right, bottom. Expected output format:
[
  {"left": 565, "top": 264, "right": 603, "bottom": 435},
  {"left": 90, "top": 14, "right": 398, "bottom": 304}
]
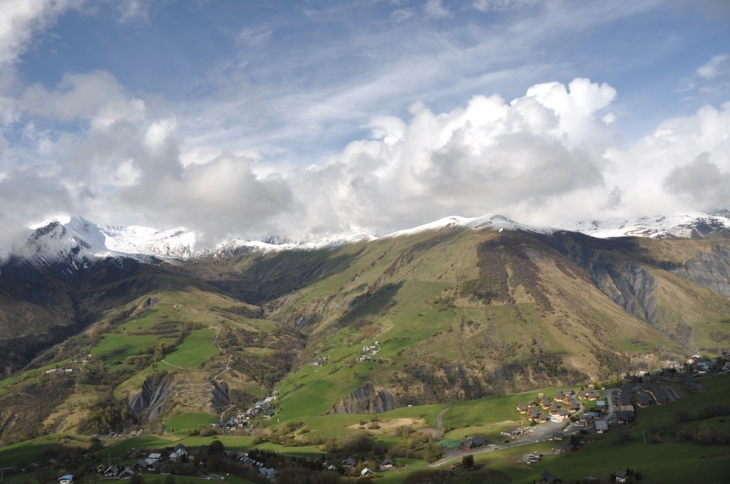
[{"left": 430, "top": 419, "right": 566, "bottom": 467}]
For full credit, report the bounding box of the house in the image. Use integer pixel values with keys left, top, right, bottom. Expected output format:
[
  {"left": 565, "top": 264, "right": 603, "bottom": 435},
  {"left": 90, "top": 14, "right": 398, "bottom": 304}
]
[
  {"left": 554, "top": 390, "right": 564, "bottom": 401},
  {"left": 638, "top": 393, "right": 651, "bottom": 407},
  {"left": 555, "top": 442, "right": 575, "bottom": 453},
  {"left": 145, "top": 460, "right": 160, "bottom": 472},
  {"left": 130, "top": 460, "right": 147, "bottom": 472},
  {"left": 541, "top": 471, "right": 563, "bottom": 483},
  {"left": 148, "top": 453, "right": 162, "bottom": 461},
  {"left": 258, "top": 468, "right": 275, "bottom": 478},
  {"left": 342, "top": 457, "right": 357, "bottom": 469},
  {"left": 595, "top": 420, "right": 609, "bottom": 433},
  {"left": 541, "top": 398, "right": 551, "bottom": 408},
  {"left": 119, "top": 468, "right": 136, "bottom": 480},
  {"left": 327, "top": 465, "right": 337, "bottom": 471},
  {"left": 568, "top": 399, "right": 580, "bottom": 411},
  {"left": 380, "top": 458, "right": 394, "bottom": 470},
  {"left": 617, "top": 411, "right": 635, "bottom": 424},
  {"left": 174, "top": 443, "right": 187, "bottom": 453},
  {"left": 516, "top": 402, "right": 528, "bottom": 413},
  {"left": 96, "top": 464, "right": 106, "bottom": 473},
  {"left": 105, "top": 466, "right": 120, "bottom": 477},
  {"left": 595, "top": 400, "right": 607, "bottom": 410},
  {"left": 460, "top": 435, "right": 488, "bottom": 449},
  {"left": 361, "top": 468, "right": 374, "bottom": 478},
  {"left": 48, "top": 459, "right": 59, "bottom": 467},
  {"left": 552, "top": 432, "right": 564, "bottom": 440},
  {"left": 615, "top": 469, "right": 629, "bottom": 483},
  {"left": 58, "top": 475, "right": 74, "bottom": 484}
]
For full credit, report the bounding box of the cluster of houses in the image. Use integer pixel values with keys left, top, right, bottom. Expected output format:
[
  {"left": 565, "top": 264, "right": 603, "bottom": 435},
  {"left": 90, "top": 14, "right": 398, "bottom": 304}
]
[
  {"left": 516, "top": 389, "right": 586, "bottom": 424},
  {"left": 213, "top": 395, "right": 278, "bottom": 431},
  {"left": 336, "top": 456, "right": 395, "bottom": 477},
  {"left": 355, "top": 342, "right": 381, "bottom": 363},
  {"left": 90, "top": 445, "right": 279, "bottom": 480},
  {"left": 44, "top": 354, "right": 95, "bottom": 376},
  {"left": 540, "top": 468, "right": 637, "bottom": 483}
]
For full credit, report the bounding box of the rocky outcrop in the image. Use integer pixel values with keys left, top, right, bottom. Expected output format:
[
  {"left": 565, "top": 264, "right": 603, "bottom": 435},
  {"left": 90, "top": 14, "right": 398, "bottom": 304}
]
[
  {"left": 677, "top": 245, "right": 730, "bottom": 298},
  {"left": 210, "top": 380, "right": 230, "bottom": 408},
  {"left": 325, "top": 382, "right": 396, "bottom": 415},
  {"left": 129, "top": 375, "right": 172, "bottom": 421}
]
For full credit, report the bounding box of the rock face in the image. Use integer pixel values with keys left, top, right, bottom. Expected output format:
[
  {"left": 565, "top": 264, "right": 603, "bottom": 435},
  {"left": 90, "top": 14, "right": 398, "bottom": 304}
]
[
  {"left": 677, "top": 245, "right": 730, "bottom": 298},
  {"left": 325, "top": 382, "right": 396, "bottom": 415},
  {"left": 210, "top": 380, "right": 230, "bottom": 408},
  {"left": 129, "top": 375, "right": 171, "bottom": 421}
]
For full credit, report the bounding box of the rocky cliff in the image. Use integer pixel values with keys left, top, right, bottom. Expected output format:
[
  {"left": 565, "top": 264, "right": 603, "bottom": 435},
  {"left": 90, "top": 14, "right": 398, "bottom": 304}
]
[
  {"left": 325, "top": 382, "right": 396, "bottom": 415},
  {"left": 129, "top": 375, "right": 172, "bottom": 421}
]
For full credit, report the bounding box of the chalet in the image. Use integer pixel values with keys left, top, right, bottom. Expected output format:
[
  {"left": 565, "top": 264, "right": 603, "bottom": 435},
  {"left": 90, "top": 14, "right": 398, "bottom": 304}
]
[
  {"left": 615, "top": 469, "right": 629, "bottom": 483},
  {"left": 119, "top": 468, "right": 136, "bottom": 480},
  {"left": 552, "top": 432, "right": 564, "bottom": 441},
  {"left": 541, "top": 471, "right": 563, "bottom": 483},
  {"left": 528, "top": 400, "right": 536, "bottom": 406},
  {"left": 549, "top": 405, "right": 560, "bottom": 415},
  {"left": 577, "top": 391, "right": 589, "bottom": 400},
  {"left": 174, "top": 443, "right": 187, "bottom": 453},
  {"left": 568, "top": 399, "right": 580, "bottom": 411},
  {"left": 327, "top": 465, "right": 337, "bottom": 471},
  {"left": 58, "top": 475, "right": 74, "bottom": 484},
  {"left": 380, "top": 458, "right": 394, "bottom": 470},
  {"left": 461, "top": 436, "right": 488, "bottom": 449},
  {"left": 96, "top": 464, "right": 106, "bottom": 473},
  {"left": 361, "top": 468, "right": 374, "bottom": 478},
  {"left": 617, "top": 411, "right": 635, "bottom": 424},
  {"left": 595, "top": 420, "right": 609, "bottom": 433},
  {"left": 595, "top": 400, "right": 607, "bottom": 410},
  {"left": 145, "top": 460, "right": 160, "bottom": 472},
  {"left": 638, "top": 393, "right": 651, "bottom": 408},
  {"left": 555, "top": 442, "right": 575, "bottom": 453},
  {"left": 342, "top": 457, "right": 357, "bottom": 469},
  {"left": 258, "top": 468, "right": 275, "bottom": 478},
  {"left": 516, "top": 402, "right": 528, "bottom": 413},
  {"left": 105, "top": 466, "right": 120, "bottom": 477},
  {"left": 649, "top": 384, "right": 668, "bottom": 405},
  {"left": 148, "top": 453, "right": 162, "bottom": 461},
  {"left": 554, "top": 390, "right": 564, "bottom": 401},
  {"left": 130, "top": 460, "right": 147, "bottom": 472},
  {"left": 541, "top": 398, "right": 551, "bottom": 409}
]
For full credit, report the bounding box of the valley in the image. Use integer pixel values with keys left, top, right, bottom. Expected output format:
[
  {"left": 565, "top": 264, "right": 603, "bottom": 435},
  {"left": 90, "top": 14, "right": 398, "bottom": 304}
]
[{"left": 0, "top": 213, "right": 729, "bottom": 483}]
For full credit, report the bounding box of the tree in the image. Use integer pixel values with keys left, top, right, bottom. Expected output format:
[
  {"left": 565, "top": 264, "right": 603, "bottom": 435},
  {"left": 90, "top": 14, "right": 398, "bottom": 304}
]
[
  {"left": 209, "top": 440, "right": 225, "bottom": 454},
  {"left": 461, "top": 454, "right": 474, "bottom": 469}
]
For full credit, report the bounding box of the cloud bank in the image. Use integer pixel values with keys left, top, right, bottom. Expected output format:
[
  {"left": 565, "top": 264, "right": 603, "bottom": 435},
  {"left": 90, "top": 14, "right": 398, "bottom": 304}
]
[{"left": 2, "top": 69, "right": 730, "bottom": 244}]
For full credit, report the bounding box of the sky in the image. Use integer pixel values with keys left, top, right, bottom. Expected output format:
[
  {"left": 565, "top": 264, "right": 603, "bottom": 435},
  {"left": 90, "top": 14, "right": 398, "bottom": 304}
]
[{"left": 0, "top": 0, "right": 729, "bottom": 244}]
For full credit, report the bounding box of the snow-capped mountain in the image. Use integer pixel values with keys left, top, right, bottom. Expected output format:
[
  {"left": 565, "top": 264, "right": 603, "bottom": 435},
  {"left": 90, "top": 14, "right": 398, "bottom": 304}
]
[
  {"left": 556, "top": 211, "right": 730, "bottom": 239},
  {"left": 5, "top": 209, "right": 730, "bottom": 269}
]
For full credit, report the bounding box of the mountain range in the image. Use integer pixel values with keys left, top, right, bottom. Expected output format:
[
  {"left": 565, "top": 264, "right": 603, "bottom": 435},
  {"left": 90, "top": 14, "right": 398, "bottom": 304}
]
[{"left": 1, "top": 209, "right": 730, "bottom": 441}]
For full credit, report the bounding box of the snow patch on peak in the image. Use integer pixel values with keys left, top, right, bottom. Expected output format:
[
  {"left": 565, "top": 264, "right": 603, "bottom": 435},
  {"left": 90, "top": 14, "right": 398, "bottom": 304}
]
[
  {"left": 557, "top": 212, "right": 730, "bottom": 239},
  {"left": 383, "top": 214, "right": 553, "bottom": 238}
]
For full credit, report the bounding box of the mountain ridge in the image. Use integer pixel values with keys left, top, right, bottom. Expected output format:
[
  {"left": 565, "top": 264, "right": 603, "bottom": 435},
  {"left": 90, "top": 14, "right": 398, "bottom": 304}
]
[{"left": 5, "top": 209, "right": 730, "bottom": 268}]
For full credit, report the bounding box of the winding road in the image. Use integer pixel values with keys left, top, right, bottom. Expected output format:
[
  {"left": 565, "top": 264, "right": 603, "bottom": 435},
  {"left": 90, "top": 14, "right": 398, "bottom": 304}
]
[{"left": 436, "top": 406, "right": 450, "bottom": 436}]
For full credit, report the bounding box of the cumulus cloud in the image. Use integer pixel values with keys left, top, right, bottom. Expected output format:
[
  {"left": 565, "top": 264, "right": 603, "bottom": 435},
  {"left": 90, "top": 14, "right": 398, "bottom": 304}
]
[
  {"left": 2, "top": 72, "right": 730, "bottom": 243},
  {"left": 120, "top": 152, "right": 294, "bottom": 242},
  {"left": 20, "top": 71, "right": 145, "bottom": 125}
]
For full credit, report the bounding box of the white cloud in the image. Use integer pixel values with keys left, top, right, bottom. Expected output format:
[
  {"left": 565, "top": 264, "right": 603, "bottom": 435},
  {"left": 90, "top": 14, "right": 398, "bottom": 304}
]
[
  {"left": 0, "top": 0, "right": 83, "bottom": 67},
  {"left": 239, "top": 25, "right": 273, "bottom": 47},
  {"left": 472, "top": 0, "right": 538, "bottom": 12},
  {"left": 391, "top": 8, "right": 414, "bottom": 21},
  {"left": 423, "top": 0, "right": 451, "bottom": 19},
  {"left": 697, "top": 54, "right": 729, "bottom": 79},
  {"left": 20, "top": 71, "right": 145, "bottom": 125}
]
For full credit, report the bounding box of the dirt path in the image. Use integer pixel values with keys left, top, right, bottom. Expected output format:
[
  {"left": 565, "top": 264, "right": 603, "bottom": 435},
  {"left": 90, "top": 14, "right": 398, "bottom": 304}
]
[{"left": 436, "top": 406, "right": 450, "bottom": 436}]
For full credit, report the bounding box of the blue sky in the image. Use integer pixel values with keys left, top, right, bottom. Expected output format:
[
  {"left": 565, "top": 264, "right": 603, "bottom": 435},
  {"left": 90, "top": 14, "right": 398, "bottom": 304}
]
[{"left": 1, "top": 0, "right": 730, "bottom": 242}]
